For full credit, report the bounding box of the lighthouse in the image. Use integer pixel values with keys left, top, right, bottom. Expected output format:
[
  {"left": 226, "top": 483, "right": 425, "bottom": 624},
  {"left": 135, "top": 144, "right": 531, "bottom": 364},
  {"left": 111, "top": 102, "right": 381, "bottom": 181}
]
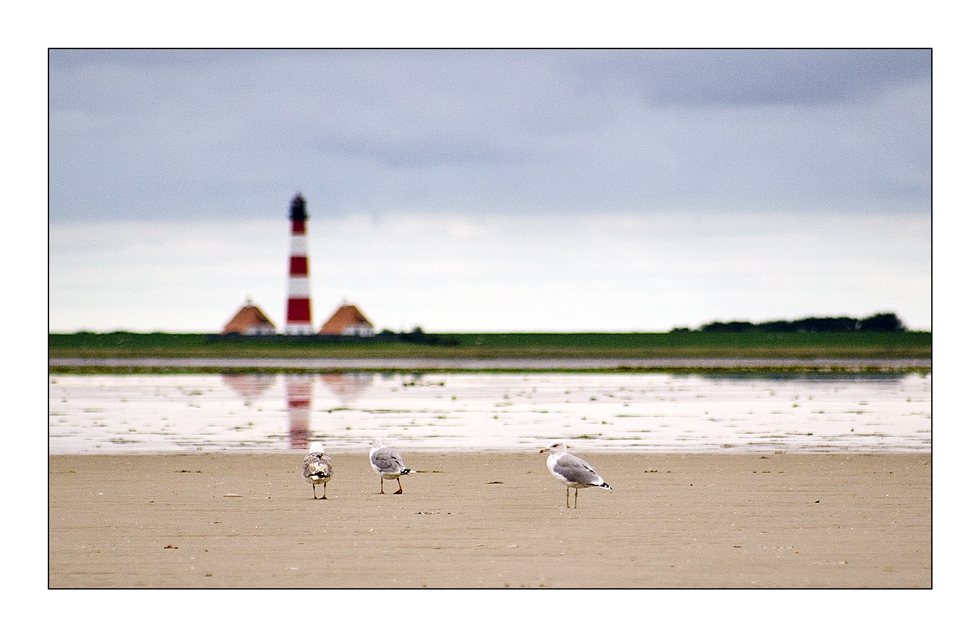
[{"left": 284, "top": 194, "right": 314, "bottom": 335}]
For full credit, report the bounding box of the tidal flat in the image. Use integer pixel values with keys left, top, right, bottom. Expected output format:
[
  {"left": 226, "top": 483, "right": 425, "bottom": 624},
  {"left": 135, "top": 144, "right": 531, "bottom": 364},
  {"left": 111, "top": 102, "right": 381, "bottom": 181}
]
[
  {"left": 49, "top": 451, "right": 931, "bottom": 588},
  {"left": 48, "top": 371, "right": 931, "bottom": 455}
]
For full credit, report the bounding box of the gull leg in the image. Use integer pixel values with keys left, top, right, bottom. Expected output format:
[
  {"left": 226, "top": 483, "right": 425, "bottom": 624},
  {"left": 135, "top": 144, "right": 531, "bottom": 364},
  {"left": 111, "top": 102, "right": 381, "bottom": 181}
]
[
  {"left": 395, "top": 477, "right": 403, "bottom": 495},
  {"left": 566, "top": 487, "right": 570, "bottom": 508},
  {"left": 574, "top": 489, "right": 578, "bottom": 509},
  {"left": 380, "top": 477, "right": 385, "bottom": 495},
  {"left": 312, "top": 484, "right": 317, "bottom": 499}
]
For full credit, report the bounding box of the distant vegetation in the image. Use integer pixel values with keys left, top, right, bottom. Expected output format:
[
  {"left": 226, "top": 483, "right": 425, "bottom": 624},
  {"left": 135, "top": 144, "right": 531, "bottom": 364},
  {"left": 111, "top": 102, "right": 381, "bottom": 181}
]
[
  {"left": 378, "top": 327, "right": 461, "bottom": 346},
  {"left": 678, "top": 312, "right": 909, "bottom": 334},
  {"left": 207, "top": 327, "right": 461, "bottom": 346},
  {"left": 49, "top": 323, "right": 931, "bottom": 363}
]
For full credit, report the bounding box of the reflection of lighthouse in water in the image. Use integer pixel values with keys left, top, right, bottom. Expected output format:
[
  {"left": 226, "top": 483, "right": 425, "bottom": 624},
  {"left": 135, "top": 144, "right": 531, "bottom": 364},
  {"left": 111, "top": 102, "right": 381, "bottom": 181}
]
[{"left": 285, "top": 374, "right": 315, "bottom": 449}]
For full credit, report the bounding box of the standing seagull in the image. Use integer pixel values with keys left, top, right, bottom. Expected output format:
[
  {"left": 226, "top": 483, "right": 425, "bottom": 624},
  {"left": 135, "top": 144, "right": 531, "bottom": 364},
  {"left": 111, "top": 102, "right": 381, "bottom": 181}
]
[
  {"left": 540, "top": 442, "right": 611, "bottom": 508},
  {"left": 370, "top": 438, "right": 411, "bottom": 494},
  {"left": 302, "top": 442, "right": 333, "bottom": 499}
]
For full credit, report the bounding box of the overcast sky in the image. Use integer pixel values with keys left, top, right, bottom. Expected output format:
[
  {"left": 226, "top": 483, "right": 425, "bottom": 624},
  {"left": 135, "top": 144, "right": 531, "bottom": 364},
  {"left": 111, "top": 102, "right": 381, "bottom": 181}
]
[{"left": 48, "top": 48, "right": 932, "bottom": 332}]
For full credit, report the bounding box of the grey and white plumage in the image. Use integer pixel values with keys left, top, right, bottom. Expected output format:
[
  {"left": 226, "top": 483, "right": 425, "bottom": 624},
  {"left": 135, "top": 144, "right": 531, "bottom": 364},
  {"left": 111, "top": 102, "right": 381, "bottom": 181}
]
[
  {"left": 539, "top": 441, "right": 611, "bottom": 508},
  {"left": 370, "top": 438, "right": 411, "bottom": 494},
  {"left": 302, "top": 441, "right": 333, "bottom": 499}
]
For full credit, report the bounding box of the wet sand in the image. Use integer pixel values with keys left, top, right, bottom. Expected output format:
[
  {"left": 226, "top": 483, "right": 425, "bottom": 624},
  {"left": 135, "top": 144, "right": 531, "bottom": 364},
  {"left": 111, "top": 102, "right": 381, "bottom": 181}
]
[
  {"left": 49, "top": 356, "right": 931, "bottom": 372},
  {"left": 49, "top": 452, "right": 931, "bottom": 588}
]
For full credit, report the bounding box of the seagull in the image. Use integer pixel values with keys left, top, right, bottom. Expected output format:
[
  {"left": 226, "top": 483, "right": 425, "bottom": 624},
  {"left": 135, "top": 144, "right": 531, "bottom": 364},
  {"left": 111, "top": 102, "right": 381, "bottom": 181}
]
[
  {"left": 370, "top": 438, "right": 411, "bottom": 494},
  {"left": 302, "top": 441, "right": 333, "bottom": 499},
  {"left": 539, "top": 442, "right": 611, "bottom": 508}
]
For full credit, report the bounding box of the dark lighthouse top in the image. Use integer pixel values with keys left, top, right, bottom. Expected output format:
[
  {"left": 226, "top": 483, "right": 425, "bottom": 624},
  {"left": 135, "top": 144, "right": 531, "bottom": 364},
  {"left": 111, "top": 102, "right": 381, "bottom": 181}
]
[{"left": 289, "top": 194, "right": 308, "bottom": 222}]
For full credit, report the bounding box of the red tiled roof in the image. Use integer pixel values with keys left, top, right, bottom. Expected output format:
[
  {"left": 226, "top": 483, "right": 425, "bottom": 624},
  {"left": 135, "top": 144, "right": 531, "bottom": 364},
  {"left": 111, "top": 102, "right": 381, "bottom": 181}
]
[
  {"left": 319, "top": 304, "right": 373, "bottom": 335},
  {"left": 222, "top": 303, "right": 276, "bottom": 334}
]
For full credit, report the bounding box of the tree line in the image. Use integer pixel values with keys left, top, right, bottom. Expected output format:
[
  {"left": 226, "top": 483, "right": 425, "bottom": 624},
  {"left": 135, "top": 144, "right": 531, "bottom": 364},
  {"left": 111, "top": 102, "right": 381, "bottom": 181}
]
[{"left": 681, "top": 312, "right": 908, "bottom": 333}]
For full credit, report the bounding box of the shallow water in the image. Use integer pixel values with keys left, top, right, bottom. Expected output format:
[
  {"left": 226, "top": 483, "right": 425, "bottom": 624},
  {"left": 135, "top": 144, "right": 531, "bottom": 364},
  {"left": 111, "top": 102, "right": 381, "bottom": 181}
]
[{"left": 48, "top": 372, "right": 931, "bottom": 454}]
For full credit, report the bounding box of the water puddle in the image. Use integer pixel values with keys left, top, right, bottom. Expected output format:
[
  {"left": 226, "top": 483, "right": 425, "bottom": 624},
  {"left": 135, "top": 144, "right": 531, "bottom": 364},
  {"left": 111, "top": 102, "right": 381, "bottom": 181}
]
[{"left": 48, "top": 372, "right": 931, "bottom": 454}]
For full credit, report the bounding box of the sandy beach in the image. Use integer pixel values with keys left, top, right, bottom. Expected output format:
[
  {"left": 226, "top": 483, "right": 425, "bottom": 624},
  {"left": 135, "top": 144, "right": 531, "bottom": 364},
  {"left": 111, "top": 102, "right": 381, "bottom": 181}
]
[{"left": 49, "top": 451, "right": 931, "bottom": 588}]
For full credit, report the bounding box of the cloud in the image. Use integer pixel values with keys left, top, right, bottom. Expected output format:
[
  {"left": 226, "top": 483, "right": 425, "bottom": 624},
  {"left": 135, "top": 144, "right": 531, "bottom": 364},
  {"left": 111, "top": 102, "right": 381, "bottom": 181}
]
[
  {"left": 572, "top": 49, "right": 930, "bottom": 106},
  {"left": 49, "top": 210, "right": 932, "bottom": 333},
  {"left": 49, "top": 49, "right": 931, "bottom": 223}
]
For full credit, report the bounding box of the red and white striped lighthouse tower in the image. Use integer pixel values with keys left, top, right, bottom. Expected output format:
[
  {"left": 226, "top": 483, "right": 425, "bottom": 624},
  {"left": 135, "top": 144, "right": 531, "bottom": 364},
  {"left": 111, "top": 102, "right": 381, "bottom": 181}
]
[{"left": 284, "top": 194, "right": 314, "bottom": 335}]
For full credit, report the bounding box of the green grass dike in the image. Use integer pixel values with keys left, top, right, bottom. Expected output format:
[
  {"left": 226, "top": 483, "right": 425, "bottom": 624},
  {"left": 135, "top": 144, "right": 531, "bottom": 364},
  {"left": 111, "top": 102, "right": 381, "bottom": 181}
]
[{"left": 49, "top": 330, "right": 931, "bottom": 367}]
